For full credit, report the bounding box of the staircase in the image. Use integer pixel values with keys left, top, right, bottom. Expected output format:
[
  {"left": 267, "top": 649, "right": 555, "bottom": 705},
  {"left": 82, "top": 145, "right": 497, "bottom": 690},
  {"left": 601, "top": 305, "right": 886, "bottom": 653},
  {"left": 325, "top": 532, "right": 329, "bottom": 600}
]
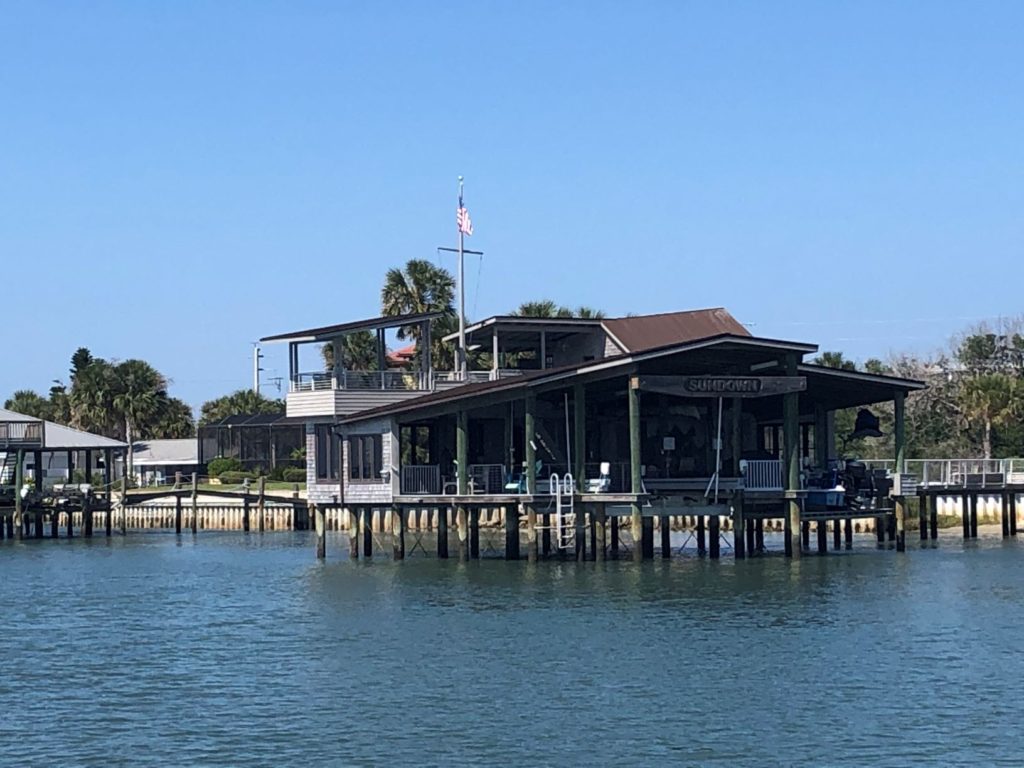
[{"left": 0, "top": 452, "right": 13, "bottom": 484}]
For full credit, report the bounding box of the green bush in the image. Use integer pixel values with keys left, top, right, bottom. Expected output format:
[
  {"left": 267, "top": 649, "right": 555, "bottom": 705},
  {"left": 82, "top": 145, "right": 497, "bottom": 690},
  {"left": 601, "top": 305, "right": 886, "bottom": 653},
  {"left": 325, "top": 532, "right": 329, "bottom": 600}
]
[
  {"left": 207, "top": 457, "right": 243, "bottom": 477},
  {"left": 281, "top": 466, "right": 306, "bottom": 483},
  {"left": 217, "top": 470, "right": 257, "bottom": 484}
]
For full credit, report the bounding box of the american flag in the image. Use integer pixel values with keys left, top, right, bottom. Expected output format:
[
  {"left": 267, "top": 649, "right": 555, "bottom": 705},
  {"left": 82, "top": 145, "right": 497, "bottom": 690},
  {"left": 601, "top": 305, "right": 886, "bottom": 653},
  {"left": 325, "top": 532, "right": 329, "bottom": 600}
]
[{"left": 456, "top": 193, "right": 473, "bottom": 236}]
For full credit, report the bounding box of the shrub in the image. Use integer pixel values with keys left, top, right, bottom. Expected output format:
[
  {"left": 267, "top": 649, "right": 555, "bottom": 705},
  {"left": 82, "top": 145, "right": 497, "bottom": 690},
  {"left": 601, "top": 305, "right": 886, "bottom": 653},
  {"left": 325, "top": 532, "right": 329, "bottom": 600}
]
[
  {"left": 207, "top": 457, "right": 243, "bottom": 477},
  {"left": 281, "top": 466, "right": 306, "bottom": 483}
]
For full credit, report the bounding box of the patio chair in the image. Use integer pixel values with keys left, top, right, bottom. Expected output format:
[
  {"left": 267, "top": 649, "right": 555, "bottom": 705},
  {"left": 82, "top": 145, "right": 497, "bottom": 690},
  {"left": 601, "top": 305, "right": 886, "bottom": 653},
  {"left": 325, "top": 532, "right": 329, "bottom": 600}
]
[{"left": 504, "top": 460, "right": 543, "bottom": 493}]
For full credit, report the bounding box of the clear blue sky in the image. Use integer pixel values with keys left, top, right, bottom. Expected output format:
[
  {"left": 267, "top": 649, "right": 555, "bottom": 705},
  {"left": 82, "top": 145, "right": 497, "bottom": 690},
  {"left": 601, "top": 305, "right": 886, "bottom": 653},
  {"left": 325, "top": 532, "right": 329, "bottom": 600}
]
[{"left": 3, "top": 1, "right": 1022, "bottom": 410}]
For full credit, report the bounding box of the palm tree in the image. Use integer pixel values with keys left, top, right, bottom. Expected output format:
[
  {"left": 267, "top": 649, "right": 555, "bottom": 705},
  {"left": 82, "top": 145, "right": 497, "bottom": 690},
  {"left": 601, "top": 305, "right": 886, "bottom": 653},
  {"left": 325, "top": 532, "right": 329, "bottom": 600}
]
[
  {"left": 381, "top": 259, "right": 456, "bottom": 369},
  {"left": 151, "top": 397, "right": 196, "bottom": 439},
  {"left": 3, "top": 390, "right": 52, "bottom": 420},
  {"left": 321, "top": 331, "right": 380, "bottom": 372},
  {"left": 813, "top": 351, "right": 857, "bottom": 371},
  {"left": 511, "top": 301, "right": 605, "bottom": 319},
  {"left": 70, "top": 359, "right": 120, "bottom": 436},
  {"left": 199, "top": 389, "right": 285, "bottom": 426},
  {"left": 962, "top": 373, "right": 1019, "bottom": 459},
  {"left": 112, "top": 360, "right": 167, "bottom": 478}
]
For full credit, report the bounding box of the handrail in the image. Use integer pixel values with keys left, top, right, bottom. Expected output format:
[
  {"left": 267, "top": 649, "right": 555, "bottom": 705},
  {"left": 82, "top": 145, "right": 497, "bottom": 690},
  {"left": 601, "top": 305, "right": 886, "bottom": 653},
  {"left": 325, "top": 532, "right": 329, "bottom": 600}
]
[
  {"left": 0, "top": 421, "right": 44, "bottom": 445},
  {"left": 290, "top": 370, "right": 437, "bottom": 393}
]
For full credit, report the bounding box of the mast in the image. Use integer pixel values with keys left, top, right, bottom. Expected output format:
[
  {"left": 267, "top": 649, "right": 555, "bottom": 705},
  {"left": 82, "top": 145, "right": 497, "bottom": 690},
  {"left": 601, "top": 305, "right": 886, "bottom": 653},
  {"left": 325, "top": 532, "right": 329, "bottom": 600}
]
[{"left": 457, "top": 175, "right": 467, "bottom": 379}]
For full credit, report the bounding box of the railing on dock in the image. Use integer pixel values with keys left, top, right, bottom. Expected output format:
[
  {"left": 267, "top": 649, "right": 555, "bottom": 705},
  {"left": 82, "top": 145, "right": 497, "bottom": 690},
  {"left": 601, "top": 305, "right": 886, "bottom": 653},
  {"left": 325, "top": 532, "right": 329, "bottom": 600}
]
[
  {"left": 401, "top": 465, "right": 441, "bottom": 495},
  {"left": 741, "top": 459, "right": 783, "bottom": 491},
  {"left": 291, "top": 370, "right": 436, "bottom": 392}
]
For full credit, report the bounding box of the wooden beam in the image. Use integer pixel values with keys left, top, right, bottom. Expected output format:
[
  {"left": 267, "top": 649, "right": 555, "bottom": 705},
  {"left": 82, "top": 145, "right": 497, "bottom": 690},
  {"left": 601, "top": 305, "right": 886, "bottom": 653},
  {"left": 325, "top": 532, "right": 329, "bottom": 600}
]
[
  {"left": 638, "top": 375, "right": 806, "bottom": 399},
  {"left": 628, "top": 376, "right": 643, "bottom": 563}
]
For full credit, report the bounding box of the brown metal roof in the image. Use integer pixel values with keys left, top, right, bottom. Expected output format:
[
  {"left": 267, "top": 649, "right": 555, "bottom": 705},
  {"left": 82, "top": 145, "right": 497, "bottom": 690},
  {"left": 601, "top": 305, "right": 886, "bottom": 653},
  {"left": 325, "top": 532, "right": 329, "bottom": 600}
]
[
  {"left": 601, "top": 308, "right": 749, "bottom": 353},
  {"left": 260, "top": 311, "right": 445, "bottom": 343}
]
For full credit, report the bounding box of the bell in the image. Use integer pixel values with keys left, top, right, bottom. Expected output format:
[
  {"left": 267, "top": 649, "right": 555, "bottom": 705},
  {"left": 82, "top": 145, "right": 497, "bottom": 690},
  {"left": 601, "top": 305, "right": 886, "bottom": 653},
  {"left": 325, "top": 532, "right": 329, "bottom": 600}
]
[{"left": 850, "top": 408, "right": 884, "bottom": 439}]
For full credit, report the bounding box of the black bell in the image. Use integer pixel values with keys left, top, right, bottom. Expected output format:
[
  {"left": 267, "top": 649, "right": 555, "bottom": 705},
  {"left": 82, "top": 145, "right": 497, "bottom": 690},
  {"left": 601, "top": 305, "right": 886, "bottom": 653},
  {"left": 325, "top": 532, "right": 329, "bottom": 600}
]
[{"left": 850, "top": 408, "right": 884, "bottom": 439}]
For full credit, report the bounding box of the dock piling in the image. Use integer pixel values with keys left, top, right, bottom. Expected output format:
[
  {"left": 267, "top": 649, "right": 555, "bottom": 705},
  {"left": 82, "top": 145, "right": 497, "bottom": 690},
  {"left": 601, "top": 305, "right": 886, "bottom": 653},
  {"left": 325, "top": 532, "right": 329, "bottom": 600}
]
[
  {"left": 314, "top": 503, "right": 325, "bottom": 559},
  {"left": 708, "top": 515, "right": 720, "bottom": 559}
]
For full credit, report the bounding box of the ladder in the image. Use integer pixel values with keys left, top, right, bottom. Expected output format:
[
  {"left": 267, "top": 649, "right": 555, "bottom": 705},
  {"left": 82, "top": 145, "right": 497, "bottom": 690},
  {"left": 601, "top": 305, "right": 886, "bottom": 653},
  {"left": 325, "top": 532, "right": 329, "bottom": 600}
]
[{"left": 550, "top": 472, "right": 575, "bottom": 550}]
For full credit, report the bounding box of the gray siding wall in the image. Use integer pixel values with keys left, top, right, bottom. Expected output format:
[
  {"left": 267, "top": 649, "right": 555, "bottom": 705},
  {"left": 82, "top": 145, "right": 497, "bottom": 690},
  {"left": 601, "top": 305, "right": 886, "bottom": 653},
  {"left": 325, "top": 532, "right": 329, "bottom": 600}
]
[
  {"left": 341, "top": 416, "right": 395, "bottom": 505},
  {"left": 603, "top": 333, "right": 625, "bottom": 358},
  {"left": 288, "top": 389, "right": 447, "bottom": 419},
  {"left": 305, "top": 425, "right": 341, "bottom": 505}
]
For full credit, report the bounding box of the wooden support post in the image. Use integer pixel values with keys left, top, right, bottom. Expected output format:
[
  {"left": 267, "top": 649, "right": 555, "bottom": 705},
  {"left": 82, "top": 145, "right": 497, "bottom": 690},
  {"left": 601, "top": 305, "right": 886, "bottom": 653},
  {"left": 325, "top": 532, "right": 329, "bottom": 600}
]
[
  {"left": 930, "top": 497, "right": 939, "bottom": 541},
  {"left": 34, "top": 508, "right": 43, "bottom": 539},
  {"left": 876, "top": 514, "right": 886, "bottom": 546},
  {"left": 542, "top": 513, "right": 552, "bottom": 556},
  {"left": 456, "top": 506, "right": 469, "bottom": 562},
  {"left": 817, "top": 520, "right": 827, "bottom": 554},
  {"left": 349, "top": 507, "right": 360, "bottom": 559},
  {"left": 0, "top": 512, "right": 4, "bottom": 540},
  {"left": 525, "top": 394, "right": 538, "bottom": 563},
  {"left": 506, "top": 505, "right": 520, "bottom": 560},
  {"left": 782, "top": 354, "right": 801, "bottom": 558},
  {"left": 595, "top": 503, "right": 607, "bottom": 563},
  {"left": 362, "top": 507, "right": 373, "bottom": 557},
  {"left": 609, "top": 514, "right": 619, "bottom": 559},
  {"left": 661, "top": 514, "right": 671, "bottom": 559},
  {"left": 174, "top": 494, "right": 182, "bottom": 534},
  {"left": 970, "top": 493, "right": 979, "bottom": 539},
  {"left": 961, "top": 493, "right": 970, "bottom": 540},
  {"left": 919, "top": 494, "right": 929, "bottom": 542},
  {"left": 1011, "top": 493, "right": 1018, "bottom": 536},
  {"left": 844, "top": 517, "right": 853, "bottom": 549},
  {"left": 66, "top": 502, "right": 73, "bottom": 538},
  {"left": 257, "top": 477, "right": 266, "bottom": 533},
  {"left": 745, "top": 517, "right": 755, "bottom": 555},
  {"left": 575, "top": 507, "right": 586, "bottom": 562},
  {"left": 83, "top": 493, "right": 93, "bottom": 538},
  {"left": 526, "top": 504, "right": 537, "bottom": 563},
  {"left": 708, "top": 515, "right": 720, "bottom": 559},
  {"left": 314, "top": 503, "right": 325, "bottom": 560},
  {"left": 437, "top": 507, "right": 449, "bottom": 558},
  {"left": 833, "top": 518, "right": 841, "bottom": 550},
  {"left": 5, "top": 510, "right": 12, "bottom": 539},
  {"left": 628, "top": 375, "right": 644, "bottom": 562},
  {"left": 697, "top": 514, "right": 707, "bottom": 555},
  {"left": 733, "top": 494, "right": 746, "bottom": 560},
  {"left": 393, "top": 506, "right": 405, "bottom": 560},
  {"left": 242, "top": 492, "right": 251, "bottom": 532},
  {"left": 589, "top": 510, "right": 597, "bottom": 561},
  {"left": 895, "top": 501, "right": 906, "bottom": 552},
  {"left": 642, "top": 516, "right": 654, "bottom": 559},
  {"left": 190, "top": 472, "right": 198, "bottom": 534},
  {"left": 456, "top": 410, "right": 469, "bottom": 562},
  {"left": 470, "top": 508, "right": 480, "bottom": 559},
  {"left": 13, "top": 449, "right": 24, "bottom": 541},
  {"left": 573, "top": 382, "right": 585, "bottom": 490},
  {"left": 783, "top": 512, "right": 793, "bottom": 557},
  {"left": 1002, "top": 493, "right": 1010, "bottom": 538},
  {"left": 50, "top": 508, "right": 58, "bottom": 538},
  {"left": 801, "top": 520, "right": 810, "bottom": 551},
  {"left": 755, "top": 519, "right": 764, "bottom": 552}
]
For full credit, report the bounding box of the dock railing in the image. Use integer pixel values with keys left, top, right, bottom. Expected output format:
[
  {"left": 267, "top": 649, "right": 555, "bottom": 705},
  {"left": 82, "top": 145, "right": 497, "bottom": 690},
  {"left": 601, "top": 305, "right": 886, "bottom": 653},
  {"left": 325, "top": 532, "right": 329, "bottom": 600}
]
[
  {"left": 400, "top": 465, "right": 441, "bottom": 495},
  {"left": 291, "top": 370, "right": 435, "bottom": 392},
  {"left": 740, "top": 459, "right": 783, "bottom": 491}
]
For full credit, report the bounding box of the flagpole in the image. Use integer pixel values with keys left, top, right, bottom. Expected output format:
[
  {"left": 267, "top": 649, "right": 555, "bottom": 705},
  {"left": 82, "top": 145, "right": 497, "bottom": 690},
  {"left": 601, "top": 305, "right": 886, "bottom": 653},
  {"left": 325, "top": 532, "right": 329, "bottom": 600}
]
[{"left": 457, "top": 175, "right": 467, "bottom": 379}]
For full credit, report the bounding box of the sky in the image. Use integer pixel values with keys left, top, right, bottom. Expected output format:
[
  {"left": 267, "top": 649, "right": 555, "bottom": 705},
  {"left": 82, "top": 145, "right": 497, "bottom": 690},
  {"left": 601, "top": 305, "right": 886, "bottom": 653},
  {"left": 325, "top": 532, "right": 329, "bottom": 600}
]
[{"left": 2, "top": 1, "right": 1022, "bottom": 411}]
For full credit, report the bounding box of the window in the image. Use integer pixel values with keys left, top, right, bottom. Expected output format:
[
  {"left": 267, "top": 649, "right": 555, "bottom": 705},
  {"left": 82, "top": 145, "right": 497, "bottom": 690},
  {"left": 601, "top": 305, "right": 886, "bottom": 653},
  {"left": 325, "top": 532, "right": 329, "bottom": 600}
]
[
  {"left": 315, "top": 424, "right": 340, "bottom": 481},
  {"left": 349, "top": 434, "right": 384, "bottom": 482}
]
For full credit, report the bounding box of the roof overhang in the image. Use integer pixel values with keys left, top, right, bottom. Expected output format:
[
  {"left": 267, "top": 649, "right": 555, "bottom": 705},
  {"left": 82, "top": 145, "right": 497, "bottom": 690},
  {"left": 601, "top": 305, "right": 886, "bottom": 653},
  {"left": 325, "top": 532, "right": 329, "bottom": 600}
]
[
  {"left": 261, "top": 311, "right": 445, "bottom": 344},
  {"left": 441, "top": 315, "right": 604, "bottom": 344},
  {"left": 340, "top": 333, "right": 819, "bottom": 425}
]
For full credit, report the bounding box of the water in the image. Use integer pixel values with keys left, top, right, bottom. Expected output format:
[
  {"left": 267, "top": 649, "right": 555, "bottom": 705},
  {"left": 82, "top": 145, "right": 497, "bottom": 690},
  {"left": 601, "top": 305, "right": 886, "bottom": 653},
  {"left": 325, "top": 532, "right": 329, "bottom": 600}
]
[{"left": 2, "top": 530, "right": 1024, "bottom": 767}]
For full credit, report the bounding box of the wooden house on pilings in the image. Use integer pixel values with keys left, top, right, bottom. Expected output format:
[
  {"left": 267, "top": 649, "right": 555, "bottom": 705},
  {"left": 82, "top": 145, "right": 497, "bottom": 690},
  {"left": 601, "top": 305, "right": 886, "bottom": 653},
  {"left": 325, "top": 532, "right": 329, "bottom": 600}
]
[
  {"left": 1, "top": 407, "right": 127, "bottom": 540},
  {"left": 262, "top": 308, "right": 925, "bottom": 561}
]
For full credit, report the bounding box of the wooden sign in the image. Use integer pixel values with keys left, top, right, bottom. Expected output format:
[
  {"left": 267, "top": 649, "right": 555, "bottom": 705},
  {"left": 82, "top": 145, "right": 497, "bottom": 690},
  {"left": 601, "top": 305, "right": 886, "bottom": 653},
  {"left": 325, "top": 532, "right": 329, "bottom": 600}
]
[{"left": 638, "top": 375, "right": 806, "bottom": 398}]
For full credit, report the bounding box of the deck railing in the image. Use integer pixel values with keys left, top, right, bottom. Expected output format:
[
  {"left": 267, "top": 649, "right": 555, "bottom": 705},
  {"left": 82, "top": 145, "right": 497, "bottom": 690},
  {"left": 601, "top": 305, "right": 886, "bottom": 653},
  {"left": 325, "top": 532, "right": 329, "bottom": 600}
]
[
  {"left": 741, "top": 459, "right": 784, "bottom": 491},
  {"left": 291, "top": 370, "right": 438, "bottom": 392},
  {"left": 0, "top": 421, "right": 44, "bottom": 447},
  {"left": 400, "top": 465, "right": 441, "bottom": 495}
]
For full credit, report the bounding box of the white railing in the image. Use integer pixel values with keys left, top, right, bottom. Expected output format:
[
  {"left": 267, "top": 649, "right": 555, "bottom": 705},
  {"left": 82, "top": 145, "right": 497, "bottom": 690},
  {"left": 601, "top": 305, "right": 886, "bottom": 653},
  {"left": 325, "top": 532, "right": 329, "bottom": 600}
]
[
  {"left": 907, "top": 458, "right": 1014, "bottom": 487},
  {"left": 0, "top": 421, "right": 43, "bottom": 446},
  {"left": 401, "top": 465, "right": 441, "bottom": 495},
  {"left": 741, "top": 459, "right": 783, "bottom": 491},
  {"left": 468, "top": 464, "right": 506, "bottom": 494},
  {"left": 290, "top": 370, "right": 435, "bottom": 392}
]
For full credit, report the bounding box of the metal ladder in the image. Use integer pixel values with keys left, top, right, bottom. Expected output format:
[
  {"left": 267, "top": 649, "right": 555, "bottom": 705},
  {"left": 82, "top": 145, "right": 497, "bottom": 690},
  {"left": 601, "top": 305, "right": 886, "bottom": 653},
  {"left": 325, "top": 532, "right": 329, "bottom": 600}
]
[{"left": 550, "top": 472, "right": 575, "bottom": 550}]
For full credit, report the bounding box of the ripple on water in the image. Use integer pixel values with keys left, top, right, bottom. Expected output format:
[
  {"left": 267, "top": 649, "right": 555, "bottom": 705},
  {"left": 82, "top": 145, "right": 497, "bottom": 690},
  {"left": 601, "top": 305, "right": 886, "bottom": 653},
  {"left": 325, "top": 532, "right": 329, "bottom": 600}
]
[{"left": 2, "top": 532, "right": 1024, "bottom": 766}]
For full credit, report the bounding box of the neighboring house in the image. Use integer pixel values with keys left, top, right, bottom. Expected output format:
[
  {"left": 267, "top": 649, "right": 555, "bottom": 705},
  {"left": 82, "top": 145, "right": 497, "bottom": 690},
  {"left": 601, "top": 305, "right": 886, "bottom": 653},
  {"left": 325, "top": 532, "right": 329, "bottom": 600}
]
[
  {"left": 132, "top": 439, "right": 201, "bottom": 486},
  {"left": 260, "top": 306, "right": 924, "bottom": 508},
  {"left": 0, "top": 407, "right": 127, "bottom": 488}
]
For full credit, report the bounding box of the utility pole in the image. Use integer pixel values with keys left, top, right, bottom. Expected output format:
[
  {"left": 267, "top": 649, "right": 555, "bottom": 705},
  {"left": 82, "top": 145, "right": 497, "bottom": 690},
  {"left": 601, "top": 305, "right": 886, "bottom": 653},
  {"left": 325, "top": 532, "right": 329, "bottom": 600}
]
[{"left": 252, "top": 344, "right": 264, "bottom": 394}]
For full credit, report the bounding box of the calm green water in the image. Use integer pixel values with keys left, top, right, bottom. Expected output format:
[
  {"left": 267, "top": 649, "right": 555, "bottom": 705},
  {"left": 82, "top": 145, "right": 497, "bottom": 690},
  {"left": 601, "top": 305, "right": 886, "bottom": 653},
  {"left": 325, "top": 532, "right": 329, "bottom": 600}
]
[{"left": 2, "top": 530, "right": 1023, "bottom": 766}]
